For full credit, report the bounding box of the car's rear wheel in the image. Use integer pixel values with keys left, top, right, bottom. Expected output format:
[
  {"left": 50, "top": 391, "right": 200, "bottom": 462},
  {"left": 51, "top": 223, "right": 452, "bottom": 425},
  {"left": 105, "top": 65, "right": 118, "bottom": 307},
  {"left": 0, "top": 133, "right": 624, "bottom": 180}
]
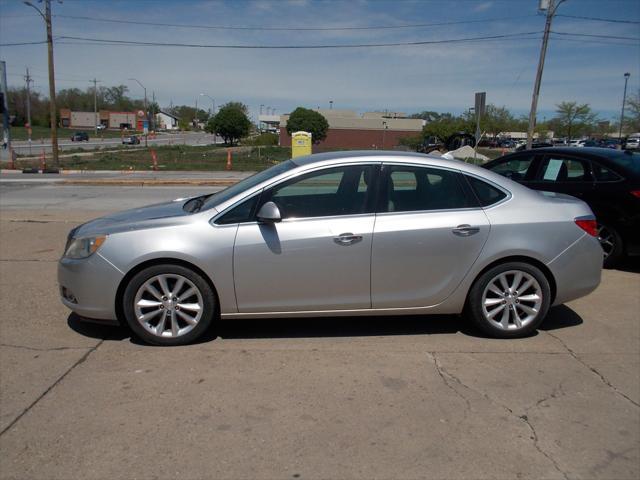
[
  {"left": 597, "top": 222, "right": 623, "bottom": 269},
  {"left": 122, "top": 264, "right": 216, "bottom": 346},
  {"left": 467, "top": 262, "right": 551, "bottom": 338}
]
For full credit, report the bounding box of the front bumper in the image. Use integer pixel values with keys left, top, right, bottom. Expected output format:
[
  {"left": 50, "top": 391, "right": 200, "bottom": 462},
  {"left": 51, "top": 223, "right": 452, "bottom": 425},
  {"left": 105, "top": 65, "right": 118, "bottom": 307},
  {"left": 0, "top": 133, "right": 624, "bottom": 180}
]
[
  {"left": 58, "top": 253, "right": 124, "bottom": 320},
  {"left": 548, "top": 233, "right": 603, "bottom": 305}
]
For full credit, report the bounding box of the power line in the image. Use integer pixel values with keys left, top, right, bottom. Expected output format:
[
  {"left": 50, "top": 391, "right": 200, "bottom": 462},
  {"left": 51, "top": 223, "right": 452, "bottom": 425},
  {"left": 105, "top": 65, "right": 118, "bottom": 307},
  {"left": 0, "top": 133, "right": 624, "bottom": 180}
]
[
  {"left": 0, "top": 40, "right": 47, "bottom": 46},
  {"left": 53, "top": 31, "right": 543, "bottom": 49},
  {"left": 555, "top": 14, "right": 640, "bottom": 25},
  {"left": 551, "top": 31, "right": 640, "bottom": 41},
  {"left": 52, "top": 13, "right": 536, "bottom": 31}
]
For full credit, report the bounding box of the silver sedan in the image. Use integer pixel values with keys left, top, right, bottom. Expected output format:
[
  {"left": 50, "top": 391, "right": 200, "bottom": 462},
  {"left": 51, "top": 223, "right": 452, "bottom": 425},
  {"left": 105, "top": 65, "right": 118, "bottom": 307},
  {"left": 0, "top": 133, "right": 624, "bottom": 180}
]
[{"left": 58, "top": 151, "right": 602, "bottom": 345}]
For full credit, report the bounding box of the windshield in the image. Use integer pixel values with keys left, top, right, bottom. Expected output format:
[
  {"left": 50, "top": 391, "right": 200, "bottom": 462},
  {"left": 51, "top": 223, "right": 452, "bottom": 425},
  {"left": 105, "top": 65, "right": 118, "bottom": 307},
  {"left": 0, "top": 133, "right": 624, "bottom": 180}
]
[{"left": 199, "top": 160, "right": 297, "bottom": 211}]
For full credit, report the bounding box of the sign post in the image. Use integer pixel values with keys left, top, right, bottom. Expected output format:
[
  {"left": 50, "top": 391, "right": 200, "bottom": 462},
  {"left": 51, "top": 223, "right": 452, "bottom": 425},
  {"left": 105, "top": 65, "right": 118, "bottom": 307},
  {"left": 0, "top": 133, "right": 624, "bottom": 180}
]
[
  {"left": 291, "top": 131, "right": 312, "bottom": 158},
  {"left": 474, "top": 92, "right": 486, "bottom": 163}
]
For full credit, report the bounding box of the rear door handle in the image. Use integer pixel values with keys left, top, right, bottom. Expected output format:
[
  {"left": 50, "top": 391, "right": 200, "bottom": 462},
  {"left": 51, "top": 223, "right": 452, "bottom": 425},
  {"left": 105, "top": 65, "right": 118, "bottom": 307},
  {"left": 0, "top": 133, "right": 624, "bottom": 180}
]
[
  {"left": 452, "top": 224, "right": 480, "bottom": 236},
  {"left": 334, "top": 233, "right": 363, "bottom": 246}
]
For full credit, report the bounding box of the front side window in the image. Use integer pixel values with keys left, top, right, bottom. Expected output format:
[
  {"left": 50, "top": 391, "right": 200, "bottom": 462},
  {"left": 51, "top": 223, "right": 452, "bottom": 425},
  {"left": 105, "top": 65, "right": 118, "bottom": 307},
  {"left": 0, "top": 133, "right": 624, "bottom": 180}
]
[
  {"left": 381, "top": 165, "right": 473, "bottom": 213},
  {"left": 490, "top": 155, "right": 535, "bottom": 181},
  {"left": 262, "top": 165, "right": 376, "bottom": 219},
  {"left": 540, "top": 156, "right": 592, "bottom": 182}
]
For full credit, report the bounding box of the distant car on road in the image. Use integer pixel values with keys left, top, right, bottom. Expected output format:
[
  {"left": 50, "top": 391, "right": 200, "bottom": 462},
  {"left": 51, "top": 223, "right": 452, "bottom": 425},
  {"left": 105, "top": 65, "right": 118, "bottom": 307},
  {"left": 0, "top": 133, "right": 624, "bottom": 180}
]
[
  {"left": 122, "top": 135, "right": 141, "bottom": 145},
  {"left": 96, "top": 124, "right": 107, "bottom": 131},
  {"left": 484, "top": 147, "right": 640, "bottom": 267},
  {"left": 58, "top": 151, "right": 602, "bottom": 345},
  {"left": 70, "top": 131, "right": 89, "bottom": 142}
]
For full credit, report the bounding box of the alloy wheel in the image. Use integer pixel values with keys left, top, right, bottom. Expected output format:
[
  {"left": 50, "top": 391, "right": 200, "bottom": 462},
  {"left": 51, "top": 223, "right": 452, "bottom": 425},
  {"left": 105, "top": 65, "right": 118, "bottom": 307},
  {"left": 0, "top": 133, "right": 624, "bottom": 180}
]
[
  {"left": 133, "top": 273, "right": 204, "bottom": 338},
  {"left": 596, "top": 224, "right": 616, "bottom": 260},
  {"left": 481, "top": 270, "right": 543, "bottom": 331}
]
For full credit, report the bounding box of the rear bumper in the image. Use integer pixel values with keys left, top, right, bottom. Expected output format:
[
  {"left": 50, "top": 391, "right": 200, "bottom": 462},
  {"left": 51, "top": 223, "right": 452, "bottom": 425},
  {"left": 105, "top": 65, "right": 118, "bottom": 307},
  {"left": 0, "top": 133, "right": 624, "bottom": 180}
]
[{"left": 548, "top": 234, "right": 602, "bottom": 305}]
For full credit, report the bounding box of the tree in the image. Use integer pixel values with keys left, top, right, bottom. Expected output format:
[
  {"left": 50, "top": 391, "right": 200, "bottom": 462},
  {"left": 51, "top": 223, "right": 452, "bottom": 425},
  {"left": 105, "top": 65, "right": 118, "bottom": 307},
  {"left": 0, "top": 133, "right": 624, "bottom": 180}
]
[
  {"left": 409, "top": 111, "right": 443, "bottom": 122},
  {"left": 553, "top": 102, "right": 598, "bottom": 141},
  {"left": 625, "top": 91, "right": 640, "bottom": 133},
  {"left": 421, "top": 113, "right": 472, "bottom": 142},
  {"left": 206, "top": 102, "right": 251, "bottom": 145},
  {"left": 286, "top": 107, "right": 329, "bottom": 143},
  {"left": 481, "top": 105, "right": 517, "bottom": 139}
]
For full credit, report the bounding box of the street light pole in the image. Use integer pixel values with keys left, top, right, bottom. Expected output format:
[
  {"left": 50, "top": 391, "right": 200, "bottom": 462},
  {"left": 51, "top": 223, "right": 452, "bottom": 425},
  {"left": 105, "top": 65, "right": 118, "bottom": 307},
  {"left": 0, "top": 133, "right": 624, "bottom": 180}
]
[
  {"left": 24, "top": 0, "right": 59, "bottom": 166},
  {"left": 25, "top": 67, "right": 33, "bottom": 154},
  {"left": 619, "top": 72, "right": 631, "bottom": 144},
  {"left": 128, "top": 78, "right": 148, "bottom": 147},
  {"left": 199, "top": 93, "right": 215, "bottom": 115},
  {"left": 526, "top": 0, "right": 565, "bottom": 150}
]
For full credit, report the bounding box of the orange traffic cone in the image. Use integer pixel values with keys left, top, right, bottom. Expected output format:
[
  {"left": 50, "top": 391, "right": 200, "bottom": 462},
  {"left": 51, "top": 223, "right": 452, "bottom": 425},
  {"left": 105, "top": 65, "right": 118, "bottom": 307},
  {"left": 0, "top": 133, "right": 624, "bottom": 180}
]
[{"left": 226, "top": 149, "right": 232, "bottom": 171}]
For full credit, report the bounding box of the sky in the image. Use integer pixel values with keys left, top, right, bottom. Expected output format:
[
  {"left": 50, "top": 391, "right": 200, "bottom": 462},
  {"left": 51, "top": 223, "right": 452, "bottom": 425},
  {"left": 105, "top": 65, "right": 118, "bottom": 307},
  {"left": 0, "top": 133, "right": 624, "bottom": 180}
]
[{"left": 0, "top": 0, "right": 639, "bottom": 123}]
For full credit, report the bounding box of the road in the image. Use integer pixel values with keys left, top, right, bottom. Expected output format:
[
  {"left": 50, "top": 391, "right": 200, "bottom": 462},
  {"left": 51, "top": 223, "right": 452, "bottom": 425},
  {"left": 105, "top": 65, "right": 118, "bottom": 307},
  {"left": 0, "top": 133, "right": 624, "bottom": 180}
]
[
  {"left": 0, "top": 185, "right": 638, "bottom": 479},
  {"left": 10, "top": 131, "right": 221, "bottom": 154}
]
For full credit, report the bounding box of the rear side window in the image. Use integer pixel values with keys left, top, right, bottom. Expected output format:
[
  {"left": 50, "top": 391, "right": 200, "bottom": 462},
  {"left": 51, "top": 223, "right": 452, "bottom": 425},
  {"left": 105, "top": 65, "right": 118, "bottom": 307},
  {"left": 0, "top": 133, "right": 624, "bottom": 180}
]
[
  {"left": 465, "top": 176, "right": 507, "bottom": 206},
  {"left": 540, "top": 156, "right": 591, "bottom": 182},
  {"left": 382, "top": 165, "right": 473, "bottom": 212},
  {"left": 592, "top": 162, "right": 622, "bottom": 182}
]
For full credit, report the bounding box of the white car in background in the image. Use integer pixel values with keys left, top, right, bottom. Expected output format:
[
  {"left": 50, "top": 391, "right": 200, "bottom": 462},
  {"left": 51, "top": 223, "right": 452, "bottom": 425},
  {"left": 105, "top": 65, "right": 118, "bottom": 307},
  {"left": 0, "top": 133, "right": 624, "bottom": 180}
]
[{"left": 625, "top": 136, "right": 640, "bottom": 150}]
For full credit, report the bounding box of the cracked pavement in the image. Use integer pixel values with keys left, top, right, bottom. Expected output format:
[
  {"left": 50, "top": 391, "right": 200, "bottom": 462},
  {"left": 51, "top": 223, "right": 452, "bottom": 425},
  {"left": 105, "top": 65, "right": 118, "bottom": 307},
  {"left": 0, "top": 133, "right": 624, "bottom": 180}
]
[{"left": 0, "top": 184, "right": 639, "bottom": 479}]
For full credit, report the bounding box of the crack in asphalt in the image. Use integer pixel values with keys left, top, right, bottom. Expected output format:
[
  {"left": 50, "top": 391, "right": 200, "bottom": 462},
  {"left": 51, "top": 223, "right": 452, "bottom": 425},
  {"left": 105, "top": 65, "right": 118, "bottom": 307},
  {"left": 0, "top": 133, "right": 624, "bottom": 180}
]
[
  {"left": 431, "top": 355, "right": 569, "bottom": 480},
  {"left": 0, "top": 343, "right": 92, "bottom": 352},
  {"left": 0, "top": 259, "right": 57, "bottom": 262},
  {"left": 429, "top": 353, "right": 472, "bottom": 419},
  {"left": 0, "top": 339, "right": 104, "bottom": 437},
  {"left": 545, "top": 331, "right": 640, "bottom": 408}
]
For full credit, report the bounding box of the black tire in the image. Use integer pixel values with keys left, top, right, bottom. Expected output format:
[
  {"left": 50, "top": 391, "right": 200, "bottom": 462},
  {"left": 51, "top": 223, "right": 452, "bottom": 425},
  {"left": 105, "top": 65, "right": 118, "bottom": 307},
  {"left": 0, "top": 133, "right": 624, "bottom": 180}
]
[
  {"left": 598, "top": 223, "right": 624, "bottom": 269},
  {"left": 122, "top": 264, "right": 216, "bottom": 346},
  {"left": 467, "top": 262, "right": 551, "bottom": 338}
]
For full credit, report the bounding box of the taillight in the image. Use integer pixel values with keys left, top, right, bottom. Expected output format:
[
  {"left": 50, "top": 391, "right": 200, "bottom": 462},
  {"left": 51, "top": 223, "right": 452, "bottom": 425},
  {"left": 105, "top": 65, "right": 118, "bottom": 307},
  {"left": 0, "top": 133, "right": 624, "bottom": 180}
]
[
  {"left": 631, "top": 190, "right": 640, "bottom": 199},
  {"left": 575, "top": 218, "right": 598, "bottom": 237}
]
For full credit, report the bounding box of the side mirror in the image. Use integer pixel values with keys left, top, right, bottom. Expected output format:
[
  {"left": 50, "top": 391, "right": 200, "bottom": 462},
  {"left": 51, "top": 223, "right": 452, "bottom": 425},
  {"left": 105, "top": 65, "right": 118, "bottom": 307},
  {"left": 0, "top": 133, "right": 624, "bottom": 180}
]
[{"left": 256, "top": 201, "right": 282, "bottom": 223}]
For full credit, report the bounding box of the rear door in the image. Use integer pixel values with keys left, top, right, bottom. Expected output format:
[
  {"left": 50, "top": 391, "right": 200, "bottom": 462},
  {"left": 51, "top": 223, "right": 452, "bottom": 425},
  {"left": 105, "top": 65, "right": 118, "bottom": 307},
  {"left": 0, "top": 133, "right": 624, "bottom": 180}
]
[
  {"left": 371, "top": 164, "right": 490, "bottom": 308},
  {"left": 527, "top": 153, "right": 595, "bottom": 200}
]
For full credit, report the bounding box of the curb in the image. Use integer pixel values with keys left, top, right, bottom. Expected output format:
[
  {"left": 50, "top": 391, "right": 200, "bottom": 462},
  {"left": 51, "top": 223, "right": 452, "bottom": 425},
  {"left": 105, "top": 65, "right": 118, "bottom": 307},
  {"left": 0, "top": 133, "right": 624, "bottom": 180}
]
[{"left": 60, "top": 179, "right": 240, "bottom": 186}]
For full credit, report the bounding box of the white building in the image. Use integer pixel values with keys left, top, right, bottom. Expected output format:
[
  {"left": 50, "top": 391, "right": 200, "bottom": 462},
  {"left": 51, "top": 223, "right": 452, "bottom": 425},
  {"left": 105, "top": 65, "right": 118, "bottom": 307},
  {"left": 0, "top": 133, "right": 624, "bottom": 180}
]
[{"left": 156, "top": 111, "right": 179, "bottom": 131}]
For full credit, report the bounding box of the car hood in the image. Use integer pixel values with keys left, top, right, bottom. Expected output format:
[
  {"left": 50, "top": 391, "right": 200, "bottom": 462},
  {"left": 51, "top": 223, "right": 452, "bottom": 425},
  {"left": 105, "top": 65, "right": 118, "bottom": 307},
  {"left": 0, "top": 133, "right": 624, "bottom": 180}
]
[{"left": 71, "top": 198, "right": 216, "bottom": 237}]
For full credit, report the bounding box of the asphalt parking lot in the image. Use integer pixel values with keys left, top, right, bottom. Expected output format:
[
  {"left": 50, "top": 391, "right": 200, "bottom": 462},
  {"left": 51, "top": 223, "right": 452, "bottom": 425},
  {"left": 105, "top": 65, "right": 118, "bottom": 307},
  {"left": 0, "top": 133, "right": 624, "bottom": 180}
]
[{"left": 1, "top": 182, "right": 639, "bottom": 479}]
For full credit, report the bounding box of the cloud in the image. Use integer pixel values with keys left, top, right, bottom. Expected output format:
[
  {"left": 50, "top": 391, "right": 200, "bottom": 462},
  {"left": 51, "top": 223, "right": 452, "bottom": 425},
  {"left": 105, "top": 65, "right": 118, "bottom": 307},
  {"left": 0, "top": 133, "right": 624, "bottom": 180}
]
[{"left": 473, "top": 2, "right": 494, "bottom": 13}]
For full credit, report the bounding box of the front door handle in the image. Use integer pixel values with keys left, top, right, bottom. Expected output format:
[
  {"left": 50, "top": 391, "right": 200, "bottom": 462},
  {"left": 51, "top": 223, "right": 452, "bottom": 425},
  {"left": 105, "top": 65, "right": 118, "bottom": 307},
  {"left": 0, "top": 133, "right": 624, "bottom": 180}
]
[
  {"left": 452, "top": 224, "right": 480, "bottom": 237},
  {"left": 334, "top": 233, "right": 363, "bottom": 246}
]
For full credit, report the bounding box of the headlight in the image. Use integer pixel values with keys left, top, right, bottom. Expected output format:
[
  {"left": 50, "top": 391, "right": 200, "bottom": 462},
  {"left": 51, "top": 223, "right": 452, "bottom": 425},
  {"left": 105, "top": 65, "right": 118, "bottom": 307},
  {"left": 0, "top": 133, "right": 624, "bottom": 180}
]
[{"left": 64, "top": 236, "right": 106, "bottom": 259}]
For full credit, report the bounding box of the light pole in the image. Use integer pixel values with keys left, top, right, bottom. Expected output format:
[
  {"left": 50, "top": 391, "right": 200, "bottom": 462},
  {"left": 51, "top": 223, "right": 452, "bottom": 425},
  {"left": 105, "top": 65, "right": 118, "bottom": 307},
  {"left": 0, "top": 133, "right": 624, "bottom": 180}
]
[
  {"left": 526, "top": 0, "right": 566, "bottom": 150},
  {"left": 329, "top": 100, "right": 333, "bottom": 110},
  {"left": 128, "top": 78, "right": 148, "bottom": 147},
  {"left": 382, "top": 121, "right": 388, "bottom": 150},
  {"left": 24, "top": 0, "right": 59, "bottom": 166},
  {"left": 200, "top": 93, "right": 215, "bottom": 116},
  {"left": 619, "top": 72, "right": 631, "bottom": 144}
]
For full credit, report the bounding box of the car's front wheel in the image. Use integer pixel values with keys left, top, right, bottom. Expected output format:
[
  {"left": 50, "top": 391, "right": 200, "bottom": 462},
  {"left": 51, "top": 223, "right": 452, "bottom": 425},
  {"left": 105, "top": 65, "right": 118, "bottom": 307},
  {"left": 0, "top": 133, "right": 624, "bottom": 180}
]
[
  {"left": 122, "top": 264, "right": 216, "bottom": 346},
  {"left": 467, "top": 262, "right": 551, "bottom": 338}
]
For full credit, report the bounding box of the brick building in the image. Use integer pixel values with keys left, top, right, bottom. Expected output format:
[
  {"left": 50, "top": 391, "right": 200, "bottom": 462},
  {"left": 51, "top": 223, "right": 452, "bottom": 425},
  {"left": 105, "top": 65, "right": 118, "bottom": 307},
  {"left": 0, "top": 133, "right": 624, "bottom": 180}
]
[
  {"left": 59, "top": 109, "right": 139, "bottom": 130},
  {"left": 279, "top": 109, "right": 424, "bottom": 150}
]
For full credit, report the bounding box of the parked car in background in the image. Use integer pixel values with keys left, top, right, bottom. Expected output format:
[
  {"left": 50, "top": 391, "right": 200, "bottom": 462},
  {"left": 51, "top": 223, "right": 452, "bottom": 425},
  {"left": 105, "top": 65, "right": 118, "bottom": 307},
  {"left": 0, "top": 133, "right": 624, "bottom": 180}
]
[
  {"left": 70, "top": 131, "right": 89, "bottom": 142},
  {"left": 122, "top": 135, "right": 141, "bottom": 145},
  {"left": 498, "top": 139, "right": 516, "bottom": 149},
  {"left": 625, "top": 136, "right": 640, "bottom": 150},
  {"left": 96, "top": 124, "right": 107, "bottom": 131},
  {"left": 598, "top": 139, "right": 621, "bottom": 149},
  {"left": 58, "top": 151, "right": 602, "bottom": 345},
  {"left": 484, "top": 147, "right": 640, "bottom": 267},
  {"left": 515, "top": 142, "right": 553, "bottom": 152}
]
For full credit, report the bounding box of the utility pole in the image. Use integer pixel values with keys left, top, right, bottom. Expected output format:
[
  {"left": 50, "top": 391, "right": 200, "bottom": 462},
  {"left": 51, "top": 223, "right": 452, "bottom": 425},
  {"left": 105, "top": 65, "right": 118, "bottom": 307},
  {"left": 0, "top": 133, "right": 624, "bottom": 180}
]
[
  {"left": 526, "top": 0, "right": 565, "bottom": 150},
  {"left": 91, "top": 78, "right": 100, "bottom": 136},
  {"left": 619, "top": 72, "right": 631, "bottom": 144},
  {"left": 1, "top": 61, "right": 11, "bottom": 161},
  {"left": 25, "top": 68, "right": 33, "bottom": 154},
  {"left": 24, "top": 0, "right": 60, "bottom": 165},
  {"left": 128, "top": 78, "right": 148, "bottom": 147}
]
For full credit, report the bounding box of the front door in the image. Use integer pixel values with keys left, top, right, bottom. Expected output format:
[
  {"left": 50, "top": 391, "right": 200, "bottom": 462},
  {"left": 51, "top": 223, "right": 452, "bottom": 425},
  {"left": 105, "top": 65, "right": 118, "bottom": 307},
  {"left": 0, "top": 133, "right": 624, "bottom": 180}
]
[
  {"left": 234, "top": 164, "right": 378, "bottom": 313},
  {"left": 371, "top": 164, "right": 490, "bottom": 308}
]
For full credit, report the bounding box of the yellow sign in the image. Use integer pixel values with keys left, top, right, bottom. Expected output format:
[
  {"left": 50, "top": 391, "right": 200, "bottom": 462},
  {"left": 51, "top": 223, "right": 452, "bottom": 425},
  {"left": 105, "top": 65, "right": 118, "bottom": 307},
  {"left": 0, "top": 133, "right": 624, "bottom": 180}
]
[{"left": 291, "top": 131, "right": 312, "bottom": 158}]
